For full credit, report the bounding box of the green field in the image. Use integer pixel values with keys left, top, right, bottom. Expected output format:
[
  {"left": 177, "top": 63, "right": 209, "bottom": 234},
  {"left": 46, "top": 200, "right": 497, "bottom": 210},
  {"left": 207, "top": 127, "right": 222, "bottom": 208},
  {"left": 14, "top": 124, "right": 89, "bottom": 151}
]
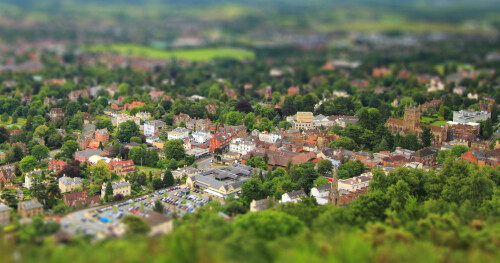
[
  {"left": 430, "top": 120, "right": 448, "bottom": 127},
  {"left": 0, "top": 117, "right": 26, "bottom": 129},
  {"left": 83, "top": 44, "right": 255, "bottom": 62}
]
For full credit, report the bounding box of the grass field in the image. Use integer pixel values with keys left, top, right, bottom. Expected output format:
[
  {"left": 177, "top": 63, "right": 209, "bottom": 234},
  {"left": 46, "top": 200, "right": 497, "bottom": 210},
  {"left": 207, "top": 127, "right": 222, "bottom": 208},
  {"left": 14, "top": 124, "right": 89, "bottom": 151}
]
[
  {"left": 83, "top": 44, "right": 255, "bottom": 62},
  {"left": 431, "top": 120, "right": 448, "bottom": 127},
  {"left": 0, "top": 117, "right": 26, "bottom": 129}
]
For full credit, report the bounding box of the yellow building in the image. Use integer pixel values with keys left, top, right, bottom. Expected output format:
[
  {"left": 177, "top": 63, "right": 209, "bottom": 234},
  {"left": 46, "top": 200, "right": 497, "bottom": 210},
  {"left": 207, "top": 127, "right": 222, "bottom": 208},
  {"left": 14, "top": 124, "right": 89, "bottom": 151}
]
[
  {"left": 294, "top": 112, "right": 314, "bottom": 130},
  {"left": 101, "top": 180, "right": 131, "bottom": 199},
  {"left": 58, "top": 175, "right": 83, "bottom": 193}
]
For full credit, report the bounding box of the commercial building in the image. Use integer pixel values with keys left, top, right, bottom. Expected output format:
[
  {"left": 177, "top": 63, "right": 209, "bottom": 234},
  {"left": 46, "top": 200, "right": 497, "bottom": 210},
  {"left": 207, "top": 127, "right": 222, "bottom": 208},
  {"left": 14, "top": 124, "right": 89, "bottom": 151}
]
[{"left": 453, "top": 109, "right": 491, "bottom": 124}]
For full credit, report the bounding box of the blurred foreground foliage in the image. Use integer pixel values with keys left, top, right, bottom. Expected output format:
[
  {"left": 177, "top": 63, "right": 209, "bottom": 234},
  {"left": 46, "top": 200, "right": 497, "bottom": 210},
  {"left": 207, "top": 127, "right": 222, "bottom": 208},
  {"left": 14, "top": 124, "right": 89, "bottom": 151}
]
[{"left": 1, "top": 160, "right": 500, "bottom": 263}]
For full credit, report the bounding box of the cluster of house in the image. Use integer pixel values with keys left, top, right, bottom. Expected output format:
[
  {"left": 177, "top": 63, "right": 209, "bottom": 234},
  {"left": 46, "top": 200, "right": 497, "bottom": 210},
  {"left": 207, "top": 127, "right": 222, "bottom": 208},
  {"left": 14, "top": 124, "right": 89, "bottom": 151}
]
[{"left": 286, "top": 112, "right": 359, "bottom": 130}]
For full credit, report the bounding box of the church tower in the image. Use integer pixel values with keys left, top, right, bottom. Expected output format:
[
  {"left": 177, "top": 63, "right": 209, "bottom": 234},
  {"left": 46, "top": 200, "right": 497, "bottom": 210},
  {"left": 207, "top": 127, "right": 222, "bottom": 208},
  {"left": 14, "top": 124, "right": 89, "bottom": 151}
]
[
  {"left": 403, "top": 104, "right": 421, "bottom": 133},
  {"left": 328, "top": 166, "right": 340, "bottom": 207}
]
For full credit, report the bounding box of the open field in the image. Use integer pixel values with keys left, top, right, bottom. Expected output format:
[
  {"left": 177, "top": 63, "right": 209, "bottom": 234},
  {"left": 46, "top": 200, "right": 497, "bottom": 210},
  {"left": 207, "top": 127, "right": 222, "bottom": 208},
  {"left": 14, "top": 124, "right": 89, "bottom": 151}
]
[
  {"left": 430, "top": 120, "right": 448, "bottom": 127},
  {"left": 0, "top": 117, "right": 26, "bottom": 129},
  {"left": 83, "top": 44, "right": 255, "bottom": 62}
]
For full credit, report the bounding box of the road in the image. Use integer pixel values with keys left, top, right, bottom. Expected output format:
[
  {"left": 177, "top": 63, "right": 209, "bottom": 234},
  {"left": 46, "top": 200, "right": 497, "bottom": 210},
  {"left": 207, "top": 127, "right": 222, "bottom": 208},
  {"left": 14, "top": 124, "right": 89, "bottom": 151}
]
[
  {"left": 195, "top": 156, "right": 214, "bottom": 169},
  {"left": 59, "top": 186, "right": 208, "bottom": 239}
]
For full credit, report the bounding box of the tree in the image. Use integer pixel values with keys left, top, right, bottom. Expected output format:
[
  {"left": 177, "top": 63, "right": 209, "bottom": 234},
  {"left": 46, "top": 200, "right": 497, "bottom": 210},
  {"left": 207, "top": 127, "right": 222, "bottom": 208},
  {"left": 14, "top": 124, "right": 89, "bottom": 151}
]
[
  {"left": 10, "top": 145, "right": 25, "bottom": 162},
  {"left": 233, "top": 210, "right": 304, "bottom": 240},
  {"left": 153, "top": 178, "right": 163, "bottom": 190},
  {"left": 130, "top": 136, "right": 142, "bottom": 144},
  {"left": 89, "top": 160, "right": 112, "bottom": 180},
  {"left": 317, "top": 159, "right": 333, "bottom": 175},
  {"left": 163, "top": 170, "right": 174, "bottom": 187},
  {"left": 330, "top": 136, "right": 357, "bottom": 150},
  {"left": 34, "top": 125, "right": 49, "bottom": 139},
  {"left": 105, "top": 181, "right": 114, "bottom": 202},
  {"left": 163, "top": 140, "right": 185, "bottom": 160},
  {"left": 0, "top": 127, "right": 8, "bottom": 144},
  {"left": 31, "top": 145, "right": 50, "bottom": 160},
  {"left": 121, "top": 215, "right": 150, "bottom": 236},
  {"left": 20, "top": 155, "right": 38, "bottom": 172},
  {"left": 421, "top": 126, "right": 432, "bottom": 147},
  {"left": 116, "top": 120, "right": 140, "bottom": 143},
  {"left": 313, "top": 176, "right": 330, "bottom": 186},
  {"left": 208, "top": 84, "right": 222, "bottom": 99},
  {"left": 95, "top": 119, "right": 114, "bottom": 133},
  {"left": 61, "top": 140, "right": 79, "bottom": 158},
  {"left": 338, "top": 160, "right": 365, "bottom": 179},
  {"left": 47, "top": 133, "right": 63, "bottom": 148},
  {"left": 153, "top": 200, "right": 164, "bottom": 214},
  {"left": 65, "top": 101, "right": 81, "bottom": 116},
  {"left": 129, "top": 147, "right": 147, "bottom": 166},
  {"left": 258, "top": 117, "right": 272, "bottom": 132},
  {"left": 244, "top": 112, "right": 256, "bottom": 130},
  {"left": 240, "top": 178, "right": 264, "bottom": 204},
  {"left": 235, "top": 99, "right": 252, "bottom": 113},
  {"left": 451, "top": 145, "right": 469, "bottom": 157},
  {"left": 1, "top": 112, "right": 9, "bottom": 123},
  {"left": 59, "top": 161, "right": 81, "bottom": 178},
  {"left": 1, "top": 187, "right": 19, "bottom": 206}
]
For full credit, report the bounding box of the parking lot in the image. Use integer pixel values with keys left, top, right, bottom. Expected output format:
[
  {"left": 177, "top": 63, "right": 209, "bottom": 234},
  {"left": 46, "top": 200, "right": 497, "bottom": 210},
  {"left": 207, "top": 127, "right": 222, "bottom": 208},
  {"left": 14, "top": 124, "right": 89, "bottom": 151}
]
[{"left": 60, "top": 186, "right": 209, "bottom": 238}]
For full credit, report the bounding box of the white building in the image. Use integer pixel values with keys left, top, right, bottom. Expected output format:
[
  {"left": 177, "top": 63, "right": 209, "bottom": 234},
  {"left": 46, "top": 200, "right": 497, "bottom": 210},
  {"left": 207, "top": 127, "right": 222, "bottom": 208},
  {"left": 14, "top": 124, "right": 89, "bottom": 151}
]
[
  {"left": 168, "top": 127, "right": 190, "bottom": 140},
  {"left": 338, "top": 173, "right": 373, "bottom": 192},
  {"left": 310, "top": 184, "right": 331, "bottom": 205},
  {"left": 258, "top": 131, "right": 282, "bottom": 144},
  {"left": 280, "top": 189, "right": 306, "bottom": 204},
  {"left": 427, "top": 78, "right": 445, "bottom": 93},
  {"left": 229, "top": 138, "right": 256, "bottom": 155},
  {"left": 453, "top": 109, "right": 491, "bottom": 124},
  {"left": 144, "top": 120, "right": 166, "bottom": 137},
  {"left": 136, "top": 112, "right": 151, "bottom": 121},
  {"left": 191, "top": 131, "right": 211, "bottom": 144}
]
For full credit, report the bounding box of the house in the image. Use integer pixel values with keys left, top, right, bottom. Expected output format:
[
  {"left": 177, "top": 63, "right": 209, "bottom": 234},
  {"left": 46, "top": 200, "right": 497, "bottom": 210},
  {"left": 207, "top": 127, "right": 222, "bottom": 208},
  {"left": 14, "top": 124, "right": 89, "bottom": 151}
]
[
  {"left": 258, "top": 131, "right": 282, "bottom": 144},
  {"left": 136, "top": 112, "right": 151, "bottom": 121},
  {"left": 59, "top": 175, "right": 83, "bottom": 193},
  {"left": 0, "top": 164, "right": 15, "bottom": 183},
  {"left": 48, "top": 160, "right": 67, "bottom": 173},
  {"left": 109, "top": 159, "right": 135, "bottom": 175},
  {"left": 49, "top": 108, "right": 64, "bottom": 121},
  {"left": 206, "top": 103, "right": 217, "bottom": 115},
  {"left": 95, "top": 129, "right": 110, "bottom": 144},
  {"left": 183, "top": 139, "right": 191, "bottom": 150},
  {"left": 81, "top": 112, "right": 95, "bottom": 124},
  {"left": 62, "top": 191, "right": 100, "bottom": 208},
  {"left": 68, "top": 89, "right": 89, "bottom": 101},
  {"left": 426, "top": 78, "right": 445, "bottom": 93},
  {"left": 173, "top": 113, "right": 192, "bottom": 126},
  {"left": 250, "top": 198, "right": 276, "bottom": 212},
  {"left": 412, "top": 147, "right": 439, "bottom": 166},
  {"left": 338, "top": 173, "right": 373, "bottom": 192},
  {"left": 114, "top": 114, "right": 140, "bottom": 126},
  {"left": 229, "top": 138, "right": 256, "bottom": 155},
  {"left": 0, "top": 203, "right": 10, "bottom": 226},
  {"left": 288, "top": 87, "right": 300, "bottom": 95},
  {"left": 208, "top": 125, "right": 246, "bottom": 153},
  {"left": 280, "top": 190, "right": 306, "bottom": 204},
  {"left": 293, "top": 112, "right": 314, "bottom": 130},
  {"left": 143, "top": 211, "right": 174, "bottom": 237},
  {"left": 0, "top": 151, "right": 5, "bottom": 161},
  {"left": 144, "top": 120, "right": 167, "bottom": 137},
  {"left": 17, "top": 199, "right": 43, "bottom": 218},
  {"left": 191, "top": 131, "right": 211, "bottom": 144},
  {"left": 168, "top": 127, "right": 190, "bottom": 140},
  {"left": 74, "top": 149, "right": 106, "bottom": 163},
  {"left": 149, "top": 90, "right": 165, "bottom": 101},
  {"left": 372, "top": 67, "right": 393, "bottom": 77},
  {"left": 310, "top": 184, "right": 331, "bottom": 205},
  {"left": 101, "top": 180, "right": 131, "bottom": 199},
  {"left": 242, "top": 148, "right": 316, "bottom": 168},
  {"left": 123, "top": 101, "right": 145, "bottom": 110}
]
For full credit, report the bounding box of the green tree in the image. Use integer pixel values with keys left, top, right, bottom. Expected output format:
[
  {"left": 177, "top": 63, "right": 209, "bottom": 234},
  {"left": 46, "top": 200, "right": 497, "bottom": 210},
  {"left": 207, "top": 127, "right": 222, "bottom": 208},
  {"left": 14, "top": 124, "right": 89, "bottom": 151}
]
[
  {"left": 105, "top": 181, "right": 114, "bottom": 202},
  {"left": 163, "top": 140, "right": 185, "bottom": 160},
  {"left": 163, "top": 170, "right": 174, "bottom": 187},
  {"left": 244, "top": 112, "right": 256, "bottom": 130},
  {"left": 89, "top": 160, "right": 112, "bottom": 180},
  {"left": 421, "top": 126, "right": 432, "bottom": 147},
  {"left": 313, "top": 176, "right": 330, "bottom": 186},
  {"left": 34, "top": 125, "right": 49, "bottom": 139},
  {"left": 121, "top": 215, "right": 151, "bottom": 236},
  {"left": 153, "top": 178, "right": 163, "bottom": 190},
  {"left": 61, "top": 140, "right": 79, "bottom": 158},
  {"left": 240, "top": 178, "right": 264, "bottom": 204},
  {"left": 317, "top": 159, "right": 333, "bottom": 175},
  {"left": 153, "top": 200, "right": 164, "bottom": 214},
  {"left": 1, "top": 112, "right": 9, "bottom": 123},
  {"left": 330, "top": 136, "right": 357, "bottom": 150},
  {"left": 116, "top": 120, "right": 140, "bottom": 143},
  {"left": 31, "top": 145, "right": 50, "bottom": 160},
  {"left": 20, "top": 155, "right": 38, "bottom": 172},
  {"left": 233, "top": 210, "right": 304, "bottom": 240}
]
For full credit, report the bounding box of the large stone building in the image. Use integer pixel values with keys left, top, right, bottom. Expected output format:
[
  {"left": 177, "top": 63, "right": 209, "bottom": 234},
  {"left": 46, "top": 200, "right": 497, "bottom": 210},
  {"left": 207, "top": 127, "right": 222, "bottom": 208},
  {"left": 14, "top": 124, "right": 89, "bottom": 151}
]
[
  {"left": 59, "top": 175, "right": 83, "bottom": 193},
  {"left": 18, "top": 199, "right": 43, "bottom": 218},
  {"left": 101, "top": 180, "right": 131, "bottom": 199},
  {"left": 386, "top": 105, "right": 446, "bottom": 144},
  {"left": 293, "top": 112, "right": 314, "bottom": 130}
]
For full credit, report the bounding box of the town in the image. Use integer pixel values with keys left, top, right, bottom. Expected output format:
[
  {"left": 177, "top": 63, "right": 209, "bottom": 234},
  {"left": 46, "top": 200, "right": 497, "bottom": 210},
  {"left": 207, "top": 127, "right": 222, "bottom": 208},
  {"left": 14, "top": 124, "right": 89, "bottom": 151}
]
[{"left": 0, "top": 0, "right": 500, "bottom": 262}]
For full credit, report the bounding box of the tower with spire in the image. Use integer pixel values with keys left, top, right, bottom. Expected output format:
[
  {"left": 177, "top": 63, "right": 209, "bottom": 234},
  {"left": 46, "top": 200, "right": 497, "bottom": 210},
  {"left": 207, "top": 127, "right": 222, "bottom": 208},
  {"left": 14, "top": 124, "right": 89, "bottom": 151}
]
[{"left": 328, "top": 166, "right": 340, "bottom": 206}]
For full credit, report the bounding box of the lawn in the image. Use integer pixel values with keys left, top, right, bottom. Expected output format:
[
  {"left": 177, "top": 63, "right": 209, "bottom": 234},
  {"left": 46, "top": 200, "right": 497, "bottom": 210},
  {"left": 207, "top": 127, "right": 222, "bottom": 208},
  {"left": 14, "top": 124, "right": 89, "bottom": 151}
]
[
  {"left": 430, "top": 120, "right": 448, "bottom": 127},
  {"left": 83, "top": 44, "right": 255, "bottom": 62},
  {"left": 0, "top": 117, "right": 26, "bottom": 129}
]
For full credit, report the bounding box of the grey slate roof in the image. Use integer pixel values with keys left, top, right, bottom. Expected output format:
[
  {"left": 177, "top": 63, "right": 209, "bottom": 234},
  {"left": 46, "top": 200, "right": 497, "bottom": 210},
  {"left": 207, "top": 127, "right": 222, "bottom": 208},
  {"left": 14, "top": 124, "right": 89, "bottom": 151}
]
[
  {"left": 18, "top": 200, "right": 43, "bottom": 210},
  {"left": 75, "top": 149, "right": 105, "bottom": 158},
  {"left": 287, "top": 189, "right": 306, "bottom": 199}
]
